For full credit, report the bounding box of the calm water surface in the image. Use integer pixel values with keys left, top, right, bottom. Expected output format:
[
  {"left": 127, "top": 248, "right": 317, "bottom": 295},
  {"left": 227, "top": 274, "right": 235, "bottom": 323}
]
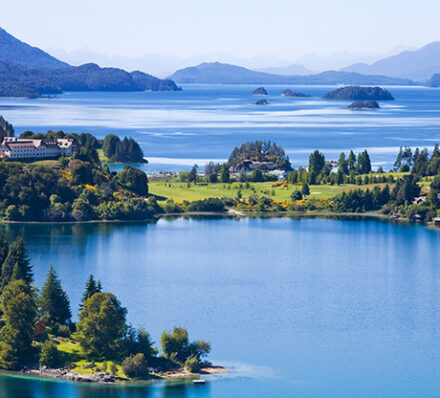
[
  {"left": 1, "top": 85, "right": 440, "bottom": 170},
  {"left": 0, "top": 217, "right": 439, "bottom": 397}
]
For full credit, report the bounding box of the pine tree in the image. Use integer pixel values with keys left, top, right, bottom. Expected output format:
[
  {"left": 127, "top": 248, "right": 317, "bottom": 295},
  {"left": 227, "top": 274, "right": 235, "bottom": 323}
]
[
  {"left": 80, "top": 275, "right": 101, "bottom": 308},
  {"left": 0, "top": 235, "right": 9, "bottom": 269},
  {"left": 39, "top": 265, "right": 71, "bottom": 325},
  {"left": 0, "top": 237, "right": 33, "bottom": 291},
  {"left": 348, "top": 150, "right": 356, "bottom": 171},
  {"left": 0, "top": 280, "right": 37, "bottom": 370}
]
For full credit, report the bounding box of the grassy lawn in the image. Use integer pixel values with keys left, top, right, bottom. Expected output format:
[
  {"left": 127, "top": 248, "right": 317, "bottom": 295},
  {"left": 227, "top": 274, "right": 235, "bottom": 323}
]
[
  {"left": 149, "top": 180, "right": 393, "bottom": 203},
  {"left": 56, "top": 338, "right": 126, "bottom": 378}
]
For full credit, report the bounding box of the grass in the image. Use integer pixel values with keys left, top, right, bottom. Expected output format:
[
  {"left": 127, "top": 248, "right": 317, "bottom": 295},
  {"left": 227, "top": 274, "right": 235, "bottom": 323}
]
[
  {"left": 97, "top": 149, "right": 109, "bottom": 163},
  {"left": 56, "top": 338, "right": 127, "bottom": 378},
  {"left": 148, "top": 180, "right": 393, "bottom": 203}
]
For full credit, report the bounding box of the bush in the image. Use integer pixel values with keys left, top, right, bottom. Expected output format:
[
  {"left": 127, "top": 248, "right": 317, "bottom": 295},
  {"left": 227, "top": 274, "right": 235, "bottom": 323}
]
[
  {"left": 186, "top": 198, "right": 225, "bottom": 212},
  {"left": 122, "top": 353, "right": 148, "bottom": 378},
  {"left": 162, "top": 199, "right": 183, "bottom": 213},
  {"left": 39, "top": 340, "right": 63, "bottom": 368},
  {"left": 184, "top": 357, "right": 201, "bottom": 373},
  {"left": 291, "top": 190, "right": 303, "bottom": 200}
]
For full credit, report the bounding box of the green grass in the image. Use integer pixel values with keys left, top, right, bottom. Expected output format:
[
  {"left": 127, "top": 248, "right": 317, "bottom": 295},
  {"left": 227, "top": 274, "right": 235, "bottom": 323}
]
[
  {"left": 56, "top": 338, "right": 127, "bottom": 378},
  {"left": 149, "top": 180, "right": 392, "bottom": 203},
  {"left": 97, "top": 149, "right": 109, "bottom": 163}
]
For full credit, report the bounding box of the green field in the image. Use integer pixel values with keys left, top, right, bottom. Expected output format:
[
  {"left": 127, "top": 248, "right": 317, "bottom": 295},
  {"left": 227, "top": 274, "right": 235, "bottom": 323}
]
[{"left": 148, "top": 180, "right": 392, "bottom": 203}]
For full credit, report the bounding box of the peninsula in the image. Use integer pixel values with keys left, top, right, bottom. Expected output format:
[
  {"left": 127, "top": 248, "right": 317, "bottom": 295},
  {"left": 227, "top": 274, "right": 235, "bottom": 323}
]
[{"left": 0, "top": 241, "right": 219, "bottom": 383}]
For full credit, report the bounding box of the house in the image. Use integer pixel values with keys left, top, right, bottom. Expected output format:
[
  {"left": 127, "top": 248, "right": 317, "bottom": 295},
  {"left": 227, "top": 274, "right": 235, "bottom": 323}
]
[
  {"left": 412, "top": 196, "right": 426, "bottom": 205},
  {"left": 0, "top": 137, "right": 76, "bottom": 159}
]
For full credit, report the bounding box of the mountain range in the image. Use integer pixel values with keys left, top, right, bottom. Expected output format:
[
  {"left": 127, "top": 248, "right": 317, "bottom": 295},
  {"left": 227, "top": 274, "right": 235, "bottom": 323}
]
[
  {"left": 168, "top": 62, "right": 414, "bottom": 85},
  {"left": 0, "top": 27, "right": 181, "bottom": 97},
  {"left": 341, "top": 42, "right": 440, "bottom": 81}
]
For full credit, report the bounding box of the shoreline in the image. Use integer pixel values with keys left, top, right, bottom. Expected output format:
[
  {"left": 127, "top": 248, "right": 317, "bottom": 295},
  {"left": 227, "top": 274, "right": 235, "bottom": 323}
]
[
  {"left": 11, "top": 365, "right": 227, "bottom": 385},
  {"left": 0, "top": 210, "right": 436, "bottom": 229}
]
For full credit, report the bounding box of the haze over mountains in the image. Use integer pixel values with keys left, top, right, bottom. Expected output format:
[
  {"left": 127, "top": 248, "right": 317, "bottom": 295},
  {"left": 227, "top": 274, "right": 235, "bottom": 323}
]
[
  {"left": 341, "top": 42, "right": 440, "bottom": 81},
  {"left": 168, "top": 62, "right": 414, "bottom": 85}
]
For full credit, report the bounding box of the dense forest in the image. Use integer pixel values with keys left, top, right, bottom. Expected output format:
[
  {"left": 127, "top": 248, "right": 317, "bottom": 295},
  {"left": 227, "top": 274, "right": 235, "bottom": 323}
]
[
  {"left": 0, "top": 238, "right": 210, "bottom": 377},
  {"left": 0, "top": 61, "right": 181, "bottom": 98}
]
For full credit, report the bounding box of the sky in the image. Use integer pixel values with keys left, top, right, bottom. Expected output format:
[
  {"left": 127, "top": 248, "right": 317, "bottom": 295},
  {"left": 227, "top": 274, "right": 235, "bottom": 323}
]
[{"left": 1, "top": 0, "right": 440, "bottom": 72}]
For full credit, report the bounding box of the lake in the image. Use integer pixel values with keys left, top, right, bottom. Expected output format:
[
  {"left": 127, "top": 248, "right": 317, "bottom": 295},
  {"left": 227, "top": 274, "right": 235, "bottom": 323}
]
[
  {"left": 1, "top": 84, "right": 440, "bottom": 171},
  {"left": 0, "top": 217, "right": 439, "bottom": 398}
]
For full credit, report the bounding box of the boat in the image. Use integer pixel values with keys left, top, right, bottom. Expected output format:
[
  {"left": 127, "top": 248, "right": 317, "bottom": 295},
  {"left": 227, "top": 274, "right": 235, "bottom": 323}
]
[{"left": 193, "top": 379, "right": 206, "bottom": 384}]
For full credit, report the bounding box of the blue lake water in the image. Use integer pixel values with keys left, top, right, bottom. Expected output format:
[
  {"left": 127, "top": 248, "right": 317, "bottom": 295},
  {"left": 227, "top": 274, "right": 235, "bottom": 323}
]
[
  {"left": 0, "top": 217, "right": 439, "bottom": 397},
  {"left": 1, "top": 84, "right": 440, "bottom": 171}
]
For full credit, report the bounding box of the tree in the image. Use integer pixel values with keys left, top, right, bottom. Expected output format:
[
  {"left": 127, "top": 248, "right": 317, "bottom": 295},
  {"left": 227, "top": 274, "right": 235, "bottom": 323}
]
[
  {"left": 0, "top": 280, "right": 37, "bottom": 370},
  {"left": 122, "top": 353, "right": 148, "bottom": 378},
  {"left": 308, "top": 150, "right": 325, "bottom": 176},
  {"left": 39, "top": 340, "right": 63, "bottom": 368},
  {"left": 220, "top": 164, "right": 230, "bottom": 183},
  {"left": 301, "top": 183, "right": 310, "bottom": 196},
  {"left": 184, "top": 356, "right": 201, "bottom": 373},
  {"left": 347, "top": 150, "right": 356, "bottom": 171},
  {"left": 123, "top": 326, "right": 157, "bottom": 358},
  {"left": 0, "top": 236, "right": 9, "bottom": 267},
  {"left": 356, "top": 150, "right": 371, "bottom": 174},
  {"left": 338, "top": 152, "right": 348, "bottom": 174},
  {"left": 77, "top": 292, "right": 127, "bottom": 360},
  {"left": 1, "top": 237, "right": 33, "bottom": 291},
  {"left": 39, "top": 265, "right": 71, "bottom": 326},
  {"left": 189, "top": 165, "right": 198, "bottom": 184},
  {"left": 291, "top": 190, "right": 303, "bottom": 201},
  {"left": 102, "top": 134, "right": 120, "bottom": 159},
  {"left": 117, "top": 166, "right": 149, "bottom": 196},
  {"left": 80, "top": 275, "right": 101, "bottom": 309},
  {"left": 160, "top": 327, "right": 189, "bottom": 362}
]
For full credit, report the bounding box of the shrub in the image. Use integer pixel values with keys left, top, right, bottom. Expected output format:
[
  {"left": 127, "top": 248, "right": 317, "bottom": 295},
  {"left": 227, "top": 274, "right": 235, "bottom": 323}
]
[
  {"left": 39, "top": 340, "right": 63, "bottom": 368},
  {"left": 122, "top": 353, "right": 148, "bottom": 378},
  {"left": 291, "top": 190, "right": 303, "bottom": 200},
  {"left": 162, "top": 199, "right": 183, "bottom": 213},
  {"left": 184, "top": 357, "right": 201, "bottom": 373}
]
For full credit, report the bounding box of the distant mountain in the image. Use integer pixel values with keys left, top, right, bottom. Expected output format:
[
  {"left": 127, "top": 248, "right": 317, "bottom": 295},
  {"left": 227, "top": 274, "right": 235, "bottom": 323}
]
[
  {"left": 169, "top": 62, "right": 414, "bottom": 85},
  {"left": 341, "top": 42, "right": 440, "bottom": 82},
  {"left": 0, "top": 27, "right": 181, "bottom": 97},
  {"left": 426, "top": 73, "right": 440, "bottom": 87},
  {"left": 0, "top": 61, "right": 181, "bottom": 98},
  {"left": 0, "top": 27, "right": 68, "bottom": 69},
  {"left": 256, "top": 64, "right": 312, "bottom": 76}
]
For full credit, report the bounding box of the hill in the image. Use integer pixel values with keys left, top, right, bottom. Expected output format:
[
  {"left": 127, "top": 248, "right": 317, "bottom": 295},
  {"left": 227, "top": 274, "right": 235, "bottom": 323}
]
[
  {"left": 341, "top": 41, "right": 440, "bottom": 82},
  {"left": 168, "top": 62, "right": 414, "bottom": 85},
  {"left": 0, "top": 61, "right": 181, "bottom": 98},
  {"left": 0, "top": 27, "right": 68, "bottom": 69}
]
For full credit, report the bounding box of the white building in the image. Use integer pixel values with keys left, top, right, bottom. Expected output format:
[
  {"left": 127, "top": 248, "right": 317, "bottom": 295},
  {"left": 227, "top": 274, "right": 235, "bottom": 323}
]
[{"left": 0, "top": 137, "right": 76, "bottom": 159}]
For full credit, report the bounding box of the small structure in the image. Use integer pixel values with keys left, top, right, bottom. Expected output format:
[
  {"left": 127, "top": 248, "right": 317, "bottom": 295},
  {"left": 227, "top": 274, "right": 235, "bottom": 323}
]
[
  {"left": 412, "top": 196, "right": 426, "bottom": 205},
  {"left": 433, "top": 217, "right": 440, "bottom": 226}
]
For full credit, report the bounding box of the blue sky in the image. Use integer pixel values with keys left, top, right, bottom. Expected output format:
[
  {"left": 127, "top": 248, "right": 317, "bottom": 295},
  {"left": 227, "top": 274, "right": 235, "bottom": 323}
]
[{"left": 2, "top": 0, "right": 439, "bottom": 68}]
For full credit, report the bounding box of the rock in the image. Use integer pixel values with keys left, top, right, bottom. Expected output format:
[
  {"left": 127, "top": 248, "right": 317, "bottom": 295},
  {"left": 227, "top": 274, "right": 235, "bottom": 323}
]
[
  {"left": 281, "top": 89, "right": 310, "bottom": 97},
  {"left": 254, "top": 99, "right": 269, "bottom": 105},
  {"left": 346, "top": 100, "right": 380, "bottom": 109},
  {"left": 322, "top": 86, "right": 394, "bottom": 101},
  {"left": 252, "top": 87, "right": 268, "bottom": 95}
]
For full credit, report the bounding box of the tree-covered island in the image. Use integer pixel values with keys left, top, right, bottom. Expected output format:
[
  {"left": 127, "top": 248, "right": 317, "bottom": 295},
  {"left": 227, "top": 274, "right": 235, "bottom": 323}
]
[{"left": 0, "top": 237, "right": 218, "bottom": 382}]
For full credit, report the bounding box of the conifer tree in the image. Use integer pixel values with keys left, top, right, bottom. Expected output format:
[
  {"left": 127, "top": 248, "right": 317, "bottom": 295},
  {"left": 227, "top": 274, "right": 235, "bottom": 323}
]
[
  {"left": 39, "top": 265, "right": 71, "bottom": 325},
  {"left": 80, "top": 275, "right": 101, "bottom": 308},
  {"left": 0, "top": 235, "right": 9, "bottom": 269},
  {"left": 0, "top": 237, "right": 33, "bottom": 291},
  {"left": 0, "top": 280, "right": 37, "bottom": 370}
]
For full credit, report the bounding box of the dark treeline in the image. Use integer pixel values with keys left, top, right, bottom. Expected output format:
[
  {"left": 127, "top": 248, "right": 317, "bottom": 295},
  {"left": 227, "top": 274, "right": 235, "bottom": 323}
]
[
  {"left": 102, "top": 134, "right": 145, "bottom": 163},
  {"left": 0, "top": 237, "right": 210, "bottom": 377}
]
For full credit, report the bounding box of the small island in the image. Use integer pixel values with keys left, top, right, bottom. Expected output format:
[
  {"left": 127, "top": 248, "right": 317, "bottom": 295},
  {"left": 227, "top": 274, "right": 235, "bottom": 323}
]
[
  {"left": 346, "top": 100, "right": 380, "bottom": 109},
  {"left": 0, "top": 238, "right": 220, "bottom": 383},
  {"left": 252, "top": 87, "right": 268, "bottom": 95},
  {"left": 254, "top": 99, "right": 269, "bottom": 105},
  {"left": 281, "top": 89, "right": 311, "bottom": 98},
  {"left": 322, "top": 86, "right": 394, "bottom": 101}
]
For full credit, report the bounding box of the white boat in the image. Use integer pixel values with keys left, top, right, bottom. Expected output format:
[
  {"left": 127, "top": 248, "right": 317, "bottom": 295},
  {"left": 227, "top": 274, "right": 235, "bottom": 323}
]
[{"left": 193, "top": 379, "right": 206, "bottom": 384}]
